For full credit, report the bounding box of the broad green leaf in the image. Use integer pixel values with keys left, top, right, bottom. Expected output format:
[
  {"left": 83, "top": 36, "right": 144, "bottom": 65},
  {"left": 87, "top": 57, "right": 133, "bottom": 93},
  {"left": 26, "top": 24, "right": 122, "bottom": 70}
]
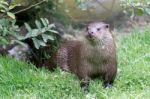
[
  {"left": 145, "top": 8, "right": 150, "bottom": 15},
  {"left": 0, "top": 25, "right": 2, "bottom": 29},
  {"left": 0, "top": 4, "right": 7, "bottom": 10},
  {"left": 0, "top": 36, "right": 8, "bottom": 44},
  {"left": 3, "top": 28, "right": 8, "bottom": 36},
  {"left": 25, "top": 29, "right": 39, "bottom": 38},
  {"left": 135, "top": 8, "right": 144, "bottom": 16},
  {"left": 0, "top": 9, "right": 5, "bottom": 12},
  {"left": 32, "top": 38, "right": 41, "bottom": 49},
  {"left": 14, "top": 35, "right": 26, "bottom": 40},
  {"left": 32, "top": 38, "right": 46, "bottom": 49},
  {"left": 13, "top": 40, "right": 27, "bottom": 47},
  {"left": 40, "top": 18, "right": 47, "bottom": 26},
  {"left": 42, "top": 34, "right": 54, "bottom": 42},
  {"left": 44, "top": 18, "right": 49, "bottom": 25},
  {"left": 42, "top": 34, "right": 49, "bottom": 42},
  {"left": 39, "top": 40, "right": 46, "bottom": 47},
  {"left": 31, "top": 29, "right": 40, "bottom": 36},
  {"left": 24, "top": 23, "right": 32, "bottom": 32},
  {"left": 7, "top": 12, "right": 16, "bottom": 19},
  {"left": 46, "top": 35, "right": 55, "bottom": 41},
  {"left": 25, "top": 32, "right": 33, "bottom": 38},
  {"left": 9, "top": 5, "right": 16, "bottom": 10},
  {"left": 0, "top": 1, "right": 8, "bottom": 5},
  {"left": 35, "top": 20, "right": 42, "bottom": 29},
  {"left": 41, "top": 27, "right": 47, "bottom": 33},
  {"left": 48, "top": 24, "right": 55, "bottom": 28}
]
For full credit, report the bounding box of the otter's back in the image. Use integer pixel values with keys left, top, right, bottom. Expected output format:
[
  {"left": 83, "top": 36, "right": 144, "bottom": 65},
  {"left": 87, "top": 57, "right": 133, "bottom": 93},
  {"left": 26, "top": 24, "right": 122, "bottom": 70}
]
[{"left": 56, "top": 40, "right": 82, "bottom": 73}]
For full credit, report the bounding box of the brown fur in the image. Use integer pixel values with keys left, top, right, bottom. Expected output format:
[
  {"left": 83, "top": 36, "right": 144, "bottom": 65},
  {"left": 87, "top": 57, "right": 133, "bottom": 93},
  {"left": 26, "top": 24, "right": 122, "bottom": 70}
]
[{"left": 46, "top": 22, "right": 117, "bottom": 91}]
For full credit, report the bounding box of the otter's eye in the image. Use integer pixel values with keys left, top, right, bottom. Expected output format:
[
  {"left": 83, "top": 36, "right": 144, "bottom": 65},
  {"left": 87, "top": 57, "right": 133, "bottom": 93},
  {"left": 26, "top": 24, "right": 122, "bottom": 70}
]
[
  {"left": 105, "top": 24, "right": 109, "bottom": 28},
  {"left": 97, "top": 28, "right": 100, "bottom": 31}
]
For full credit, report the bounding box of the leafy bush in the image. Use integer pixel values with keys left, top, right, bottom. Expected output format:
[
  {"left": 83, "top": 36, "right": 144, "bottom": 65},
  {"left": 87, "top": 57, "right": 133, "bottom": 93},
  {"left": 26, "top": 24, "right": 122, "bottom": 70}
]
[
  {"left": 12, "top": 18, "right": 60, "bottom": 66},
  {"left": 16, "top": 18, "right": 58, "bottom": 49},
  {"left": 0, "top": 18, "right": 18, "bottom": 48},
  {"left": 75, "top": 0, "right": 150, "bottom": 17},
  {"left": 0, "top": 17, "right": 60, "bottom": 66},
  {"left": 0, "top": 0, "right": 16, "bottom": 19},
  {"left": 120, "top": 0, "right": 150, "bottom": 17},
  {"left": 0, "top": 17, "right": 59, "bottom": 50}
]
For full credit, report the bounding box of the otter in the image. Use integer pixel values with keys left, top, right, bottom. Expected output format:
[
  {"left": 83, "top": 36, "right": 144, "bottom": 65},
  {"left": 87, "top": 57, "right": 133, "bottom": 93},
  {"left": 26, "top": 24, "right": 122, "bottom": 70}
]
[{"left": 45, "top": 22, "right": 117, "bottom": 91}]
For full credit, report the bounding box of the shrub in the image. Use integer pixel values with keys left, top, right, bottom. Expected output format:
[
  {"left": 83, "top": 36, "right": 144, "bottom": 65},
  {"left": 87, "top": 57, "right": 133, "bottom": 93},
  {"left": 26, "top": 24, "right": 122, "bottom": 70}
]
[
  {"left": 0, "top": 18, "right": 18, "bottom": 48},
  {"left": 0, "top": 0, "right": 16, "bottom": 19},
  {"left": 120, "top": 0, "right": 150, "bottom": 17}
]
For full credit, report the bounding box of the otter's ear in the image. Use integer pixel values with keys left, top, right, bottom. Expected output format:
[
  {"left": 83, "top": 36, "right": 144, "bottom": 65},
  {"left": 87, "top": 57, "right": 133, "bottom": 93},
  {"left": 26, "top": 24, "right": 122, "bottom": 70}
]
[{"left": 86, "top": 27, "right": 89, "bottom": 31}]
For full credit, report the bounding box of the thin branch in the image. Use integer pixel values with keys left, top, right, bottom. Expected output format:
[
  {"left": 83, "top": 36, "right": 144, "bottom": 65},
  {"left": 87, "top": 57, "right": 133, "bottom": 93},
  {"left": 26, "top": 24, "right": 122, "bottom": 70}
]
[{"left": 14, "top": 0, "right": 47, "bottom": 14}]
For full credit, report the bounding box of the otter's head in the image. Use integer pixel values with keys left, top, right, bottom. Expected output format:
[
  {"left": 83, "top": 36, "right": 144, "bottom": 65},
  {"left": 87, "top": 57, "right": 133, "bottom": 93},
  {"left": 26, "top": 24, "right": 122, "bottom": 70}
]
[{"left": 86, "top": 22, "right": 111, "bottom": 41}]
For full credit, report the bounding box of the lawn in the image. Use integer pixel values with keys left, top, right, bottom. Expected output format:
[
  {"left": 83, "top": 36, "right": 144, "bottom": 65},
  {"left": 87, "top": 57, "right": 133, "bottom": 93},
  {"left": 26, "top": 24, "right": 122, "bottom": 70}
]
[{"left": 0, "top": 26, "right": 150, "bottom": 99}]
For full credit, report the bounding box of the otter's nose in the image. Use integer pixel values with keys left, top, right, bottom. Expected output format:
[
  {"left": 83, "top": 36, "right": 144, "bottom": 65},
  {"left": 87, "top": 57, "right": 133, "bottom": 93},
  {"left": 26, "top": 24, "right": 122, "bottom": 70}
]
[{"left": 87, "top": 32, "right": 93, "bottom": 38}]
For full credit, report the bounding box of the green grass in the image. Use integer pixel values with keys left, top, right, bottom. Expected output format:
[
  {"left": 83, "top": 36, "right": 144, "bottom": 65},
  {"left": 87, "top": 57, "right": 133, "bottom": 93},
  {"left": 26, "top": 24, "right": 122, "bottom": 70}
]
[{"left": 0, "top": 26, "right": 150, "bottom": 99}]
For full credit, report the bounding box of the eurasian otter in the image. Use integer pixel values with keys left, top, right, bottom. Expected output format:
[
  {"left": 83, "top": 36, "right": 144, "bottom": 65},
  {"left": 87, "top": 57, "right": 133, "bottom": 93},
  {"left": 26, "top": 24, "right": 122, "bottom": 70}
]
[{"left": 46, "top": 22, "right": 117, "bottom": 91}]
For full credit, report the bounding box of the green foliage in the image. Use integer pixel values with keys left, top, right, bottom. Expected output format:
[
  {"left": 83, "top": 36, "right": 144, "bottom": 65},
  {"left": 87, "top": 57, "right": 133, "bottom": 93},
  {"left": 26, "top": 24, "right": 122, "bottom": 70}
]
[
  {"left": 0, "top": 17, "right": 60, "bottom": 64},
  {"left": 0, "top": 18, "right": 18, "bottom": 48},
  {"left": 0, "top": 25, "right": 150, "bottom": 98},
  {"left": 0, "top": 0, "right": 16, "bottom": 19},
  {"left": 32, "top": 0, "right": 54, "bottom": 18},
  {"left": 0, "top": 1, "right": 18, "bottom": 48},
  {"left": 121, "top": 0, "right": 150, "bottom": 17},
  {"left": 16, "top": 18, "right": 58, "bottom": 49},
  {"left": 75, "top": 0, "right": 150, "bottom": 18}
]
